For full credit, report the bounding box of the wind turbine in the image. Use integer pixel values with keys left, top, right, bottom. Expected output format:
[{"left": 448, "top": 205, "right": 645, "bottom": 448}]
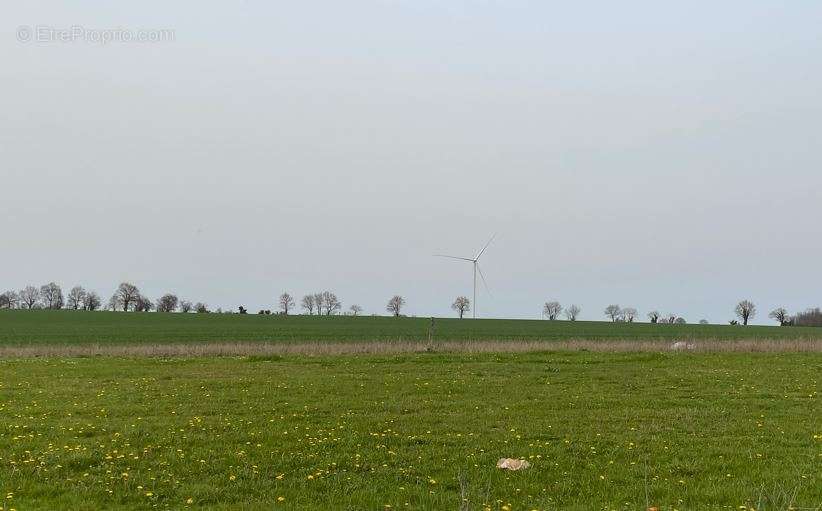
[{"left": 434, "top": 234, "right": 495, "bottom": 319}]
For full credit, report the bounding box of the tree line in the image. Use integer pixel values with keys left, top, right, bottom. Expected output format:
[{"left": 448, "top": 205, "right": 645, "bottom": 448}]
[
  {"left": 2, "top": 283, "right": 820, "bottom": 326},
  {"left": 540, "top": 299, "right": 821, "bottom": 326},
  {"left": 0, "top": 282, "right": 210, "bottom": 314},
  {"left": 0, "top": 282, "right": 414, "bottom": 319}
]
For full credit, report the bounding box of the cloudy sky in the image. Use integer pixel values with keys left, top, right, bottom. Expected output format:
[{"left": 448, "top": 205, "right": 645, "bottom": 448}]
[{"left": 2, "top": 1, "right": 821, "bottom": 323}]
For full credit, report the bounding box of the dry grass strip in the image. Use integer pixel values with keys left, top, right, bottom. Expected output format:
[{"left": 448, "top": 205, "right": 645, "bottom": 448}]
[{"left": 0, "top": 338, "right": 820, "bottom": 358}]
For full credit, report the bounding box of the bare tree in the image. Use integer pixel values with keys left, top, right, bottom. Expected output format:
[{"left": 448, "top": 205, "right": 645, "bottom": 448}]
[
  {"left": 452, "top": 296, "right": 470, "bottom": 319},
  {"left": 321, "top": 291, "right": 341, "bottom": 315},
  {"left": 195, "top": 302, "right": 210, "bottom": 313},
  {"left": 349, "top": 304, "right": 363, "bottom": 316},
  {"left": 134, "top": 294, "right": 154, "bottom": 312},
  {"left": 794, "top": 308, "right": 822, "bottom": 327},
  {"left": 386, "top": 295, "right": 405, "bottom": 317},
  {"left": 675, "top": 317, "right": 687, "bottom": 324},
  {"left": 83, "top": 291, "right": 101, "bottom": 311},
  {"left": 179, "top": 300, "right": 193, "bottom": 313},
  {"left": 604, "top": 304, "right": 621, "bottom": 322},
  {"left": 665, "top": 313, "right": 677, "bottom": 324},
  {"left": 279, "top": 293, "right": 295, "bottom": 315},
  {"left": 647, "top": 311, "right": 660, "bottom": 324},
  {"left": 313, "top": 293, "right": 325, "bottom": 316},
  {"left": 300, "top": 295, "right": 315, "bottom": 315},
  {"left": 156, "top": 294, "right": 179, "bottom": 313},
  {"left": 621, "top": 307, "right": 638, "bottom": 323},
  {"left": 543, "top": 301, "right": 562, "bottom": 320},
  {"left": 40, "top": 282, "right": 64, "bottom": 309},
  {"left": 19, "top": 286, "right": 40, "bottom": 309},
  {"left": 0, "top": 291, "right": 19, "bottom": 309},
  {"left": 67, "top": 286, "right": 86, "bottom": 310},
  {"left": 564, "top": 304, "right": 581, "bottom": 321},
  {"left": 113, "top": 282, "right": 140, "bottom": 312},
  {"left": 768, "top": 307, "right": 789, "bottom": 326},
  {"left": 735, "top": 300, "right": 756, "bottom": 326}
]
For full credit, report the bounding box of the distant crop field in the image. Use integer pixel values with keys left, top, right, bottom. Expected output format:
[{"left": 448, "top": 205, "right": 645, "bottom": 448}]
[
  {"left": 0, "top": 352, "right": 819, "bottom": 510},
  {"left": 0, "top": 310, "right": 820, "bottom": 346}
]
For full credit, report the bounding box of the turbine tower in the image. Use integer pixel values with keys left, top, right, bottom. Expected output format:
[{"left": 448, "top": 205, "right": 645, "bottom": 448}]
[{"left": 434, "top": 234, "right": 495, "bottom": 319}]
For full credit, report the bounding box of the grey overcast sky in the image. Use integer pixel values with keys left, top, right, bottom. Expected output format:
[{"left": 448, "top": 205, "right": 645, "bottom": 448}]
[{"left": 2, "top": 1, "right": 821, "bottom": 323}]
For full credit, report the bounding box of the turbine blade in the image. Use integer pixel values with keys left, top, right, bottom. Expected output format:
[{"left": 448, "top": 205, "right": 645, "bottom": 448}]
[
  {"left": 433, "top": 254, "right": 474, "bottom": 262},
  {"left": 475, "top": 233, "right": 496, "bottom": 260},
  {"left": 476, "top": 264, "right": 492, "bottom": 297}
]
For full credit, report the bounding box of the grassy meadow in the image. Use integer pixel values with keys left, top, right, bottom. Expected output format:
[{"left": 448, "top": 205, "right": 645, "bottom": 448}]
[
  {"left": 0, "top": 311, "right": 819, "bottom": 509},
  {"left": 0, "top": 352, "right": 820, "bottom": 510},
  {"left": 1, "top": 310, "right": 821, "bottom": 346}
]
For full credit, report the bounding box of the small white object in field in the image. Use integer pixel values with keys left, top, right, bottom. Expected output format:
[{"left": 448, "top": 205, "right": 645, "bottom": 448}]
[
  {"left": 670, "top": 341, "right": 695, "bottom": 351},
  {"left": 496, "top": 458, "right": 530, "bottom": 470}
]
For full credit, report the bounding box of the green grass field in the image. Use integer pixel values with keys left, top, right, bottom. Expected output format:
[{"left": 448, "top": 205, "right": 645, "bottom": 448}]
[
  {"left": 0, "top": 352, "right": 819, "bottom": 510},
  {"left": 1, "top": 312, "right": 819, "bottom": 509},
  {"left": 0, "top": 310, "right": 820, "bottom": 346}
]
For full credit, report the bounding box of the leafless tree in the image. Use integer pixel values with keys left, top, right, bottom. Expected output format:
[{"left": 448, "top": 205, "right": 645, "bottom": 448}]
[
  {"left": 621, "top": 307, "right": 638, "bottom": 323},
  {"left": 66, "top": 286, "right": 86, "bottom": 310},
  {"left": 647, "top": 311, "right": 660, "bottom": 323},
  {"left": 564, "top": 304, "right": 581, "bottom": 321},
  {"left": 300, "top": 295, "right": 315, "bottom": 315},
  {"left": 0, "top": 291, "right": 19, "bottom": 309},
  {"left": 321, "top": 291, "right": 341, "bottom": 315},
  {"left": 179, "top": 300, "right": 193, "bottom": 313},
  {"left": 543, "top": 301, "right": 562, "bottom": 320},
  {"left": 156, "top": 294, "right": 179, "bottom": 313},
  {"left": 279, "top": 293, "right": 295, "bottom": 315},
  {"left": 195, "top": 302, "right": 210, "bottom": 313},
  {"left": 665, "top": 313, "right": 677, "bottom": 324},
  {"left": 452, "top": 296, "right": 470, "bottom": 319},
  {"left": 768, "top": 307, "right": 789, "bottom": 326},
  {"left": 19, "top": 286, "right": 40, "bottom": 309},
  {"left": 386, "top": 295, "right": 405, "bottom": 317},
  {"left": 349, "top": 304, "right": 363, "bottom": 316},
  {"left": 83, "top": 291, "right": 101, "bottom": 311},
  {"left": 113, "top": 282, "right": 140, "bottom": 312},
  {"left": 134, "top": 294, "right": 153, "bottom": 312},
  {"left": 313, "top": 293, "right": 325, "bottom": 315},
  {"left": 40, "top": 282, "right": 64, "bottom": 309},
  {"left": 604, "top": 304, "right": 621, "bottom": 322},
  {"left": 735, "top": 300, "right": 756, "bottom": 326},
  {"left": 675, "top": 317, "right": 687, "bottom": 324},
  {"left": 793, "top": 308, "right": 822, "bottom": 327}
]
